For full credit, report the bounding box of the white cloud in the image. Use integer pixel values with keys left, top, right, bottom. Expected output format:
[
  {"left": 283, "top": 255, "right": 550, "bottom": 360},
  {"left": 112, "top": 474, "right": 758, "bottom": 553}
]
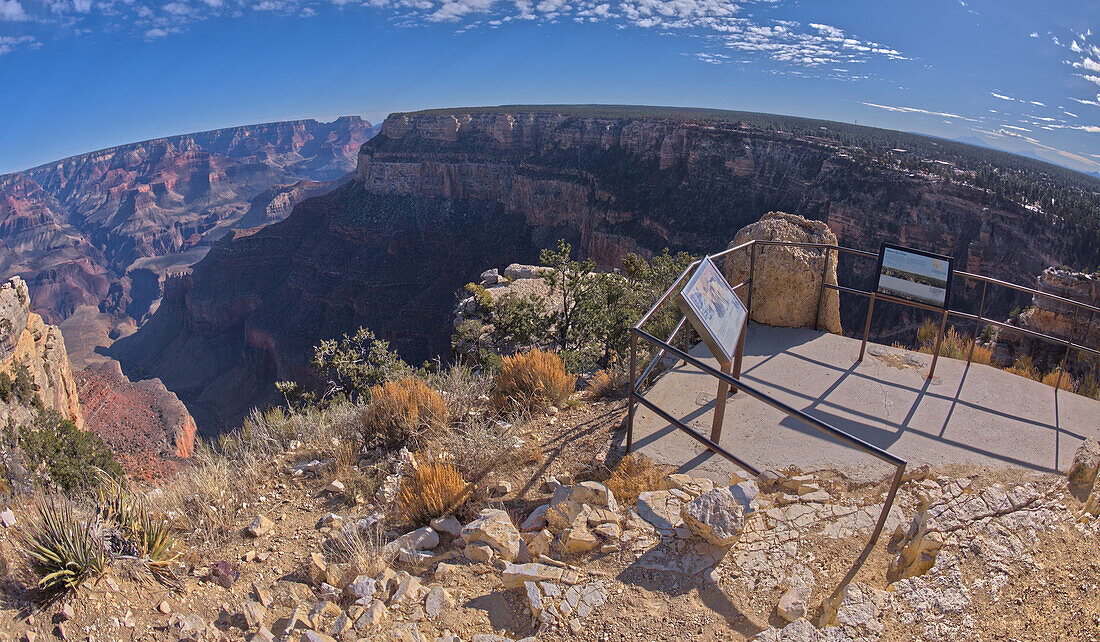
[
  {"left": 1029, "top": 100, "right": 1045, "bottom": 106},
  {"left": 860, "top": 101, "right": 978, "bottom": 122},
  {"left": 1062, "top": 109, "right": 1079, "bottom": 118},
  {"left": 0, "top": 0, "right": 27, "bottom": 20},
  {"left": 1073, "top": 57, "right": 1100, "bottom": 73},
  {"left": 144, "top": 27, "right": 168, "bottom": 38},
  {"left": 1071, "top": 125, "right": 1100, "bottom": 133},
  {"left": 428, "top": 0, "right": 496, "bottom": 21},
  {"left": 991, "top": 92, "right": 1014, "bottom": 101},
  {"left": 1029, "top": 32, "right": 1038, "bottom": 39},
  {"left": 1002, "top": 125, "right": 1031, "bottom": 131},
  {"left": 0, "top": 34, "right": 34, "bottom": 54},
  {"left": 163, "top": 2, "right": 192, "bottom": 16}
]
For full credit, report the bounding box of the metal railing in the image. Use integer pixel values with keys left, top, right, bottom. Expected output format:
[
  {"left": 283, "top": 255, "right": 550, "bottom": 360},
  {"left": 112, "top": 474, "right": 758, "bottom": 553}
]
[{"left": 625, "top": 238, "right": 1099, "bottom": 624}]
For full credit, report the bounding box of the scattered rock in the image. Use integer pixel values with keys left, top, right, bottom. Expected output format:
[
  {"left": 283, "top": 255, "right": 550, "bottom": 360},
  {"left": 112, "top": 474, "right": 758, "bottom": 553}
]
[
  {"left": 429, "top": 515, "right": 463, "bottom": 537},
  {"left": 777, "top": 586, "right": 811, "bottom": 622},
  {"left": 325, "top": 480, "right": 346, "bottom": 494},
  {"left": 209, "top": 561, "right": 240, "bottom": 589},
  {"left": 247, "top": 514, "right": 274, "bottom": 537},
  {"left": 1067, "top": 436, "right": 1100, "bottom": 501},
  {"left": 461, "top": 509, "right": 522, "bottom": 561},
  {"left": 680, "top": 486, "right": 749, "bottom": 546},
  {"left": 502, "top": 562, "right": 564, "bottom": 589},
  {"left": 0, "top": 509, "right": 15, "bottom": 528},
  {"left": 424, "top": 586, "right": 455, "bottom": 617}
]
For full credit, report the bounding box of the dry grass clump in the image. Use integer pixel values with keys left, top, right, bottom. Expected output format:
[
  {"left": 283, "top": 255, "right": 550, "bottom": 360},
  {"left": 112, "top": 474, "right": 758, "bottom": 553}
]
[
  {"left": 1004, "top": 355, "right": 1041, "bottom": 381},
  {"left": 1042, "top": 368, "right": 1076, "bottom": 391},
  {"left": 493, "top": 348, "right": 576, "bottom": 410},
  {"left": 439, "top": 415, "right": 517, "bottom": 478},
  {"left": 916, "top": 321, "right": 993, "bottom": 365},
  {"left": 396, "top": 462, "right": 469, "bottom": 525},
  {"left": 605, "top": 453, "right": 671, "bottom": 506},
  {"left": 587, "top": 368, "right": 624, "bottom": 399},
  {"left": 361, "top": 377, "right": 447, "bottom": 450}
]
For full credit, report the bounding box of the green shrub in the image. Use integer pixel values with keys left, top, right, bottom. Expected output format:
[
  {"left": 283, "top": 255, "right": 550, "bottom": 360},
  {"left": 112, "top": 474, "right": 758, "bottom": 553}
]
[
  {"left": 19, "top": 410, "right": 123, "bottom": 492},
  {"left": 12, "top": 362, "right": 36, "bottom": 405},
  {"left": 310, "top": 327, "right": 410, "bottom": 402},
  {"left": 0, "top": 372, "right": 10, "bottom": 403}
]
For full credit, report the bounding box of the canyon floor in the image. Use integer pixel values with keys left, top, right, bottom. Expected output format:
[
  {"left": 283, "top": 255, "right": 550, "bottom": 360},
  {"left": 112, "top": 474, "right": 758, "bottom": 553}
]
[{"left": 1, "top": 371, "right": 1099, "bottom": 642}]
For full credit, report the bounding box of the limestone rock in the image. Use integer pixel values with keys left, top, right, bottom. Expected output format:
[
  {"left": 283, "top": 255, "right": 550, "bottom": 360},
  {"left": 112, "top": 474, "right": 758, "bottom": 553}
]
[
  {"left": 637, "top": 490, "right": 687, "bottom": 530},
  {"left": 723, "top": 212, "right": 841, "bottom": 333},
  {"left": 777, "top": 586, "right": 811, "bottom": 623},
  {"left": 429, "top": 515, "right": 462, "bottom": 537},
  {"left": 520, "top": 504, "right": 549, "bottom": 532},
  {"left": 248, "top": 515, "right": 274, "bottom": 538},
  {"left": 680, "top": 487, "right": 748, "bottom": 546},
  {"left": 461, "top": 508, "right": 522, "bottom": 561},
  {"left": 502, "top": 562, "right": 563, "bottom": 589},
  {"left": 1067, "top": 437, "right": 1100, "bottom": 501},
  {"left": 424, "top": 587, "right": 454, "bottom": 617}
]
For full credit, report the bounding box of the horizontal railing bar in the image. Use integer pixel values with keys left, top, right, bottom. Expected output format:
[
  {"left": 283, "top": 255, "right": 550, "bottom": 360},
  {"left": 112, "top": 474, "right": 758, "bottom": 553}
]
[
  {"left": 956, "top": 270, "right": 1100, "bottom": 315},
  {"left": 633, "top": 327, "right": 908, "bottom": 469},
  {"left": 634, "top": 259, "right": 702, "bottom": 328},
  {"left": 631, "top": 393, "right": 761, "bottom": 477},
  {"left": 635, "top": 315, "right": 689, "bottom": 388}
]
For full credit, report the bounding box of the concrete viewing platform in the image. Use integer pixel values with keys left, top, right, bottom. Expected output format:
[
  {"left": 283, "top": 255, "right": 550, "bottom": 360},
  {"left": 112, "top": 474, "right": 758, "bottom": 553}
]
[{"left": 629, "top": 323, "right": 1100, "bottom": 482}]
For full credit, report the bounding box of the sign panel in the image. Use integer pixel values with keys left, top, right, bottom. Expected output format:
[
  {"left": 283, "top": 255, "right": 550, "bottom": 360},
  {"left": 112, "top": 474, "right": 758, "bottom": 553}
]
[
  {"left": 676, "top": 256, "right": 748, "bottom": 364},
  {"left": 875, "top": 243, "right": 954, "bottom": 309}
]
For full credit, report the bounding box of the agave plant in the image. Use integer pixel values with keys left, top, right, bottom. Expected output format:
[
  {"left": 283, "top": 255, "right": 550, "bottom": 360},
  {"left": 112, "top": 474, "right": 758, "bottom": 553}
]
[{"left": 21, "top": 499, "right": 106, "bottom": 594}]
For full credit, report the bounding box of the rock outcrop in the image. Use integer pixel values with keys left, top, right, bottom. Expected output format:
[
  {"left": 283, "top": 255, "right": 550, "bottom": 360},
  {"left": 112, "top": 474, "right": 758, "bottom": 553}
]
[
  {"left": 723, "top": 212, "right": 842, "bottom": 334},
  {"left": 992, "top": 266, "right": 1100, "bottom": 369},
  {"left": 114, "top": 107, "right": 1100, "bottom": 432},
  {"left": 74, "top": 360, "right": 196, "bottom": 460},
  {"left": 0, "top": 276, "right": 83, "bottom": 429}
]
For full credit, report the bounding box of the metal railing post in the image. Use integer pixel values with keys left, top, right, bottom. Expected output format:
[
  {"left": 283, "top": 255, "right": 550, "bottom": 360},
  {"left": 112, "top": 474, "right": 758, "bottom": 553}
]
[
  {"left": 1055, "top": 306, "right": 1081, "bottom": 393},
  {"left": 627, "top": 331, "right": 637, "bottom": 453},
  {"left": 747, "top": 241, "right": 757, "bottom": 320},
  {"left": 815, "top": 245, "right": 830, "bottom": 331},
  {"left": 927, "top": 309, "right": 949, "bottom": 380},
  {"left": 967, "top": 281, "right": 988, "bottom": 367},
  {"left": 857, "top": 292, "right": 876, "bottom": 362}
]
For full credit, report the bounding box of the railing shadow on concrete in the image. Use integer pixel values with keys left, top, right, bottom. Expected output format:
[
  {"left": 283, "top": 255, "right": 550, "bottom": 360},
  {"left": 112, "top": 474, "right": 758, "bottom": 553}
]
[{"left": 625, "top": 239, "right": 1100, "bottom": 626}]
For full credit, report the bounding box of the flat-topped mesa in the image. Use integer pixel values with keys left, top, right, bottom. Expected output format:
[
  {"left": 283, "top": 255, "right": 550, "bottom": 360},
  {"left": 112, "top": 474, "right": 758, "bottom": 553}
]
[{"left": 0, "top": 276, "right": 83, "bottom": 429}]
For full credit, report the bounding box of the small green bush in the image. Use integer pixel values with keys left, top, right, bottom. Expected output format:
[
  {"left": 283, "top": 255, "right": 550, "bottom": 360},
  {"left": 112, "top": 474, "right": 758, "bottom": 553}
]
[
  {"left": 19, "top": 411, "right": 123, "bottom": 492},
  {"left": 310, "top": 327, "right": 410, "bottom": 402}
]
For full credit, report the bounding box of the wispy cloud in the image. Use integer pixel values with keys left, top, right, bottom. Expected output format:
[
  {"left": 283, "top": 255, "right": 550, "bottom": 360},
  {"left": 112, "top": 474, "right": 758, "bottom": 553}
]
[
  {"left": 860, "top": 101, "right": 977, "bottom": 122},
  {"left": 0, "top": 33, "right": 35, "bottom": 54},
  {"left": 991, "top": 92, "right": 1014, "bottom": 101}
]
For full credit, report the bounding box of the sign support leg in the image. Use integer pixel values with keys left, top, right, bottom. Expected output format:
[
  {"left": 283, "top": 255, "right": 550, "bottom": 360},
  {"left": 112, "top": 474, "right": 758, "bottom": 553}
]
[
  {"left": 857, "top": 292, "right": 877, "bottom": 362},
  {"left": 927, "top": 309, "right": 949, "bottom": 380},
  {"left": 710, "top": 359, "right": 733, "bottom": 443}
]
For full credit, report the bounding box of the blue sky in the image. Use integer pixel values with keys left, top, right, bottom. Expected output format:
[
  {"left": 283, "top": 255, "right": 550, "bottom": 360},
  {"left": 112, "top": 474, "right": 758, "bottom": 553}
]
[{"left": 0, "top": 0, "right": 1097, "bottom": 175}]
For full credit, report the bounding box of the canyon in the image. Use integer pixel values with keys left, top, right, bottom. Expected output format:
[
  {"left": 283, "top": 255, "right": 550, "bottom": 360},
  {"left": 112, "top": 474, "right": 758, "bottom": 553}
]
[
  {"left": 0, "top": 115, "right": 377, "bottom": 457},
  {"left": 110, "top": 107, "right": 1100, "bottom": 434},
  {"left": 0, "top": 115, "right": 376, "bottom": 341}
]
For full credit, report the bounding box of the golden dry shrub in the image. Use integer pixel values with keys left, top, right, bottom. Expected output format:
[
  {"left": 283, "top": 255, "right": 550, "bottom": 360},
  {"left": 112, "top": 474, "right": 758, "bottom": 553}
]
[
  {"left": 361, "top": 377, "right": 447, "bottom": 449},
  {"left": 587, "top": 369, "right": 622, "bottom": 399},
  {"left": 493, "top": 348, "right": 576, "bottom": 410},
  {"left": 396, "top": 462, "right": 469, "bottom": 525},
  {"left": 1042, "top": 368, "right": 1076, "bottom": 391},
  {"left": 605, "top": 453, "right": 671, "bottom": 506}
]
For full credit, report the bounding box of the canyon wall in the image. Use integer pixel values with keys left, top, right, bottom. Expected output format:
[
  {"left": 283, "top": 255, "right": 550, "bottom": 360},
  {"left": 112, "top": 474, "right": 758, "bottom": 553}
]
[
  {"left": 0, "top": 276, "right": 83, "bottom": 429},
  {"left": 113, "top": 108, "right": 1100, "bottom": 433},
  {"left": 0, "top": 116, "right": 377, "bottom": 332}
]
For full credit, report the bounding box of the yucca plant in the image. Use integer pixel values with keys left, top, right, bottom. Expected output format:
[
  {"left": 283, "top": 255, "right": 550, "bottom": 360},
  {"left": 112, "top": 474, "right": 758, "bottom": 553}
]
[
  {"left": 21, "top": 499, "right": 106, "bottom": 594},
  {"left": 94, "top": 470, "right": 180, "bottom": 585}
]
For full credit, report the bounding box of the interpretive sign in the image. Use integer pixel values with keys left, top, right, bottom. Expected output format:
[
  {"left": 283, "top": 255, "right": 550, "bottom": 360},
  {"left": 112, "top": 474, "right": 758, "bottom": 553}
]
[
  {"left": 875, "top": 243, "right": 954, "bottom": 309},
  {"left": 676, "top": 256, "right": 748, "bottom": 365}
]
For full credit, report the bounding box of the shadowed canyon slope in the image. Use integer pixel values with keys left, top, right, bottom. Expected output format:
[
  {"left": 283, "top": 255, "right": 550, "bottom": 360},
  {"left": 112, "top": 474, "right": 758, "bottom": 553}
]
[
  {"left": 111, "top": 106, "right": 1100, "bottom": 434},
  {"left": 0, "top": 116, "right": 377, "bottom": 336}
]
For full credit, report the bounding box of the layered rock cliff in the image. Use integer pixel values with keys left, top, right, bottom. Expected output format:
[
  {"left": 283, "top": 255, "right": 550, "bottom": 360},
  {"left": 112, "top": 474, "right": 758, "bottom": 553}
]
[
  {"left": 992, "top": 267, "right": 1100, "bottom": 369},
  {"left": 0, "top": 277, "right": 83, "bottom": 429},
  {"left": 0, "top": 116, "right": 377, "bottom": 333},
  {"left": 113, "top": 107, "right": 1100, "bottom": 433},
  {"left": 75, "top": 360, "right": 196, "bottom": 462}
]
